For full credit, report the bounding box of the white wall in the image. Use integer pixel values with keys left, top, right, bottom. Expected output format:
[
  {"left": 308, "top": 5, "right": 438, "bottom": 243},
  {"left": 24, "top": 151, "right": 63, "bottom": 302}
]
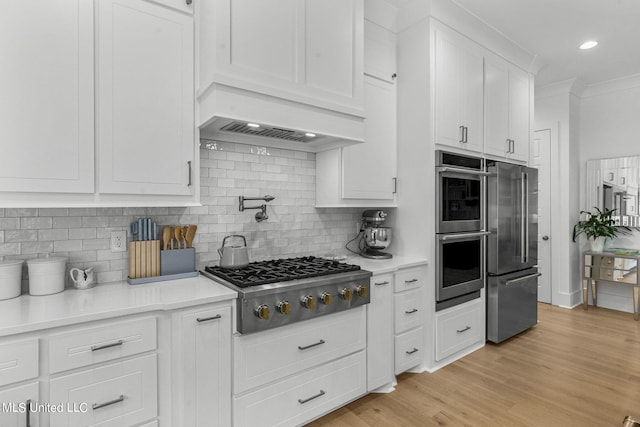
[
  {"left": 578, "top": 75, "right": 640, "bottom": 313},
  {"left": 534, "top": 81, "right": 582, "bottom": 308}
]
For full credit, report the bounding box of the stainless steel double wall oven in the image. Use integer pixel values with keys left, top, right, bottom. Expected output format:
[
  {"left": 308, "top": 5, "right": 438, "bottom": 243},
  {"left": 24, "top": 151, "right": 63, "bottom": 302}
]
[{"left": 435, "top": 151, "right": 489, "bottom": 311}]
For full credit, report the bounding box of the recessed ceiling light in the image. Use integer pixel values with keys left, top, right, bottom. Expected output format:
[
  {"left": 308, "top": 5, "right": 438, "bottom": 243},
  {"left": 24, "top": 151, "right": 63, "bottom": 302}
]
[
  {"left": 247, "top": 122, "right": 260, "bottom": 128},
  {"left": 579, "top": 40, "right": 598, "bottom": 50},
  {"left": 305, "top": 132, "right": 316, "bottom": 138}
]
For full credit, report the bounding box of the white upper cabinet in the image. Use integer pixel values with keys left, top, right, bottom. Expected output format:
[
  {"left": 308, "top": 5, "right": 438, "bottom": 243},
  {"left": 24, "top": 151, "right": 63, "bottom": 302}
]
[
  {"left": 0, "top": 1, "right": 94, "bottom": 194},
  {"left": 341, "top": 76, "right": 397, "bottom": 201},
  {"left": 315, "top": 18, "right": 396, "bottom": 207},
  {"left": 484, "top": 52, "right": 530, "bottom": 162},
  {"left": 98, "top": 0, "right": 195, "bottom": 196},
  {"left": 433, "top": 24, "right": 484, "bottom": 154},
  {"left": 201, "top": 0, "right": 364, "bottom": 116}
]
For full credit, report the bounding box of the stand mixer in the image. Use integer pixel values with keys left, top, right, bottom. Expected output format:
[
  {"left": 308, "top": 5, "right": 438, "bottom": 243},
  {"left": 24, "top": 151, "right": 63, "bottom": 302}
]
[{"left": 360, "top": 210, "right": 393, "bottom": 259}]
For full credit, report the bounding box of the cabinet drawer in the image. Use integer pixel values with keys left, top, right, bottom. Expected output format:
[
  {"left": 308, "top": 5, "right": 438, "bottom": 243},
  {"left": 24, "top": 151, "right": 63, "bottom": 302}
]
[
  {"left": 394, "top": 266, "right": 427, "bottom": 292},
  {"left": 394, "top": 327, "right": 424, "bottom": 375},
  {"left": 234, "top": 308, "right": 366, "bottom": 394},
  {"left": 0, "top": 338, "right": 38, "bottom": 387},
  {"left": 50, "top": 353, "right": 157, "bottom": 427},
  {"left": 394, "top": 288, "right": 424, "bottom": 334},
  {"left": 436, "top": 300, "right": 483, "bottom": 361},
  {"left": 0, "top": 382, "right": 39, "bottom": 427},
  {"left": 234, "top": 351, "right": 366, "bottom": 427},
  {"left": 49, "top": 317, "right": 157, "bottom": 373}
]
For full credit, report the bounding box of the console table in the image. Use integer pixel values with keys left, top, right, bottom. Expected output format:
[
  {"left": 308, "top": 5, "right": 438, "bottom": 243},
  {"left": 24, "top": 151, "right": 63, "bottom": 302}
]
[{"left": 582, "top": 251, "right": 640, "bottom": 320}]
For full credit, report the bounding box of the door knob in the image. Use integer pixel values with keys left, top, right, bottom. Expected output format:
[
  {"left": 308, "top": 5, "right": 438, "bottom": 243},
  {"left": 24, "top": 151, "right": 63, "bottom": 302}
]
[{"left": 542, "top": 235, "right": 549, "bottom": 241}]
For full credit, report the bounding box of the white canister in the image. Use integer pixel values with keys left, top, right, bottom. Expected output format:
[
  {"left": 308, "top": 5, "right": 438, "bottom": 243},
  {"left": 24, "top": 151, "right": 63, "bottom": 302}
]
[
  {"left": 27, "top": 257, "right": 67, "bottom": 296},
  {"left": 0, "top": 260, "right": 24, "bottom": 300}
]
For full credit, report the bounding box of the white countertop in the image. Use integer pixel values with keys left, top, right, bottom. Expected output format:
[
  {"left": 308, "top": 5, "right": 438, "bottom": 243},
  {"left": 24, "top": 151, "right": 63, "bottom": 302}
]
[
  {"left": 0, "top": 275, "right": 237, "bottom": 337},
  {"left": 343, "top": 255, "right": 428, "bottom": 275}
]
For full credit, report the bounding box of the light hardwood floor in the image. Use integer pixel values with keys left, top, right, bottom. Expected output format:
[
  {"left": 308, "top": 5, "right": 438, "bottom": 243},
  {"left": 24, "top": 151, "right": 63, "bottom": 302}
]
[{"left": 309, "top": 303, "right": 640, "bottom": 426}]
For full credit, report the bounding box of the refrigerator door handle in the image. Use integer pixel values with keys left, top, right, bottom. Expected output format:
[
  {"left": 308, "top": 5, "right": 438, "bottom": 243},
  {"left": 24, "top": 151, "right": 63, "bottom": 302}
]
[
  {"left": 505, "top": 272, "right": 541, "bottom": 286},
  {"left": 521, "top": 171, "right": 527, "bottom": 264}
]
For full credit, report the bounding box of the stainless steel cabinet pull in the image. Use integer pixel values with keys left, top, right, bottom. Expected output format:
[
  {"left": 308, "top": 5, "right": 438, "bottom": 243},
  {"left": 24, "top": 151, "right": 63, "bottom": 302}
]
[
  {"left": 392, "top": 177, "right": 397, "bottom": 194},
  {"left": 505, "top": 139, "right": 511, "bottom": 153},
  {"left": 93, "top": 395, "right": 124, "bottom": 411},
  {"left": 463, "top": 126, "right": 468, "bottom": 143},
  {"left": 298, "top": 339, "right": 325, "bottom": 351},
  {"left": 374, "top": 281, "right": 389, "bottom": 286},
  {"left": 197, "top": 314, "right": 222, "bottom": 323},
  {"left": 511, "top": 139, "right": 515, "bottom": 153},
  {"left": 404, "top": 278, "right": 418, "bottom": 284},
  {"left": 405, "top": 308, "right": 418, "bottom": 314},
  {"left": 187, "top": 161, "right": 192, "bottom": 186},
  {"left": 91, "top": 340, "right": 124, "bottom": 352},
  {"left": 406, "top": 348, "right": 419, "bottom": 355},
  {"left": 456, "top": 326, "right": 471, "bottom": 333},
  {"left": 459, "top": 125, "right": 465, "bottom": 143},
  {"left": 26, "top": 399, "right": 31, "bottom": 427},
  {"left": 298, "top": 390, "right": 325, "bottom": 404}
]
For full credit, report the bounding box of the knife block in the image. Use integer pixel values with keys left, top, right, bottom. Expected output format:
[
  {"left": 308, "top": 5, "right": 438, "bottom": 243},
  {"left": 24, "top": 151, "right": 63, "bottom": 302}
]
[
  {"left": 128, "top": 240, "right": 161, "bottom": 279},
  {"left": 160, "top": 248, "right": 196, "bottom": 276}
]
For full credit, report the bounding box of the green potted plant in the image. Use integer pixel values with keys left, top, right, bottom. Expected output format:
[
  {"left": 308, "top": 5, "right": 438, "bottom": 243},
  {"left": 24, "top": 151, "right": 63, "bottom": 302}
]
[{"left": 572, "top": 207, "right": 629, "bottom": 252}]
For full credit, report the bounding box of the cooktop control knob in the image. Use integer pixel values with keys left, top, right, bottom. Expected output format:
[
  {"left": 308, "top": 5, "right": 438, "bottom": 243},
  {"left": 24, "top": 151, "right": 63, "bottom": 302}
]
[
  {"left": 255, "top": 304, "right": 270, "bottom": 320},
  {"left": 301, "top": 295, "right": 315, "bottom": 310},
  {"left": 340, "top": 288, "right": 353, "bottom": 301},
  {"left": 320, "top": 292, "right": 333, "bottom": 305},
  {"left": 276, "top": 300, "right": 291, "bottom": 315},
  {"left": 356, "top": 285, "right": 368, "bottom": 298}
]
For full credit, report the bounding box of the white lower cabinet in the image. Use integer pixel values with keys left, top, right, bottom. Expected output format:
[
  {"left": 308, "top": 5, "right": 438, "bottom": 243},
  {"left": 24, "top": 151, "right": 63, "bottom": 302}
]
[
  {"left": 392, "top": 266, "right": 427, "bottom": 375},
  {"left": 234, "top": 308, "right": 366, "bottom": 394},
  {"left": 435, "top": 298, "right": 484, "bottom": 362},
  {"left": 233, "top": 307, "right": 367, "bottom": 426},
  {"left": 394, "top": 327, "right": 425, "bottom": 375},
  {"left": 366, "top": 273, "right": 394, "bottom": 392},
  {"left": 50, "top": 354, "right": 158, "bottom": 427},
  {"left": 172, "top": 304, "right": 232, "bottom": 427},
  {"left": 0, "top": 382, "right": 39, "bottom": 427},
  {"left": 233, "top": 351, "right": 366, "bottom": 427}
]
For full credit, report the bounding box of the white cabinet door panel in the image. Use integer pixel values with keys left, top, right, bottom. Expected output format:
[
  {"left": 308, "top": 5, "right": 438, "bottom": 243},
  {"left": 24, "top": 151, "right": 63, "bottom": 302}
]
[
  {"left": 484, "top": 55, "right": 510, "bottom": 157},
  {"left": 367, "top": 274, "right": 394, "bottom": 391},
  {"left": 509, "top": 67, "right": 530, "bottom": 162},
  {"left": 179, "top": 306, "right": 231, "bottom": 427},
  {"left": 0, "top": 382, "right": 39, "bottom": 427},
  {"left": 0, "top": 1, "right": 94, "bottom": 193},
  {"left": 342, "top": 76, "right": 396, "bottom": 200},
  {"left": 98, "top": 0, "right": 194, "bottom": 195},
  {"left": 50, "top": 354, "right": 157, "bottom": 427},
  {"left": 227, "top": 0, "right": 297, "bottom": 82}
]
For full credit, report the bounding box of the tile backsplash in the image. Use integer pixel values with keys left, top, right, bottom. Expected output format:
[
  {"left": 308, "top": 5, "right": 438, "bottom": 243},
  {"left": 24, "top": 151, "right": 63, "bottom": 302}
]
[{"left": 0, "top": 141, "right": 363, "bottom": 288}]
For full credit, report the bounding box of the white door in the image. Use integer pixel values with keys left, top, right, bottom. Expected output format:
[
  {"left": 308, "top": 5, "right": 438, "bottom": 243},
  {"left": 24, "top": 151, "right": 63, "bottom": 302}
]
[
  {"left": 531, "top": 129, "right": 552, "bottom": 303},
  {"left": 97, "top": 0, "right": 194, "bottom": 195}
]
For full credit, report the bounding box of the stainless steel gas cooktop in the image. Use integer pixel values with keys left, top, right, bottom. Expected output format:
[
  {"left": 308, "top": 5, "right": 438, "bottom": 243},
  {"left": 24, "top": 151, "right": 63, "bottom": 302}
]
[{"left": 201, "top": 256, "right": 371, "bottom": 334}]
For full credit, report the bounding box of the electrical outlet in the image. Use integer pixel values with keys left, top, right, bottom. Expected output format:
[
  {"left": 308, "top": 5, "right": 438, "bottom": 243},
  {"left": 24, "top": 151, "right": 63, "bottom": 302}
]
[{"left": 111, "top": 230, "right": 127, "bottom": 252}]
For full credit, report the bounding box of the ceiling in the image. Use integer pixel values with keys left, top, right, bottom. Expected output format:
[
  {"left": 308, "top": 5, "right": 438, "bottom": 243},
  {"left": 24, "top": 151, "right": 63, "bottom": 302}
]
[{"left": 387, "top": 0, "right": 640, "bottom": 87}]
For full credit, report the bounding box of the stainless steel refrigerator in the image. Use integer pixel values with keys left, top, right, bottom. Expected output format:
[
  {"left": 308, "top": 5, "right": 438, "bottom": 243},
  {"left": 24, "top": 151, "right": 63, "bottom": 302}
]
[{"left": 486, "top": 160, "right": 540, "bottom": 343}]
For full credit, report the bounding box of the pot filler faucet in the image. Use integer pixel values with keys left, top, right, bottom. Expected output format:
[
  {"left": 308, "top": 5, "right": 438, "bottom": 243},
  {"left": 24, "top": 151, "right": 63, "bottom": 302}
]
[{"left": 239, "top": 195, "right": 275, "bottom": 222}]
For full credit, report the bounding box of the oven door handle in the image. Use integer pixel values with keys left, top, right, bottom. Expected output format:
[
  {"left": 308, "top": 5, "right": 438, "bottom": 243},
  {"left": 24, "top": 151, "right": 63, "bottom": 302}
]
[
  {"left": 437, "top": 166, "right": 490, "bottom": 176},
  {"left": 439, "top": 231, "right": 490, "bottom": 241}
]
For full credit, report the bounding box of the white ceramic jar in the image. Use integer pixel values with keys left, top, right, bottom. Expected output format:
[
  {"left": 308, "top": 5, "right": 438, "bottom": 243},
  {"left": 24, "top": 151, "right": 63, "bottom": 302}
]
[
  {"left": 0, "top": 259, "right": 23, "bottom": 300},
  {"left": 27, "top": 257, "right": 67, "bottom": 296}
]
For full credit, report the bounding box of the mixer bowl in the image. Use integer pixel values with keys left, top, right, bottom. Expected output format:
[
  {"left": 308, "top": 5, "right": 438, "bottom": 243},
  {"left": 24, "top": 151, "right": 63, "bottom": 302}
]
[{"left": 363, "top": 227, "right": 392, "bottom": 250}]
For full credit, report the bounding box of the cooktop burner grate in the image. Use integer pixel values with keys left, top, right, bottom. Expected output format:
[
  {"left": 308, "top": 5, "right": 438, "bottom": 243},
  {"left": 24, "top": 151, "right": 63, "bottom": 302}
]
[{"left": 204, "top": 256, "right": 361, "bottom": 287}]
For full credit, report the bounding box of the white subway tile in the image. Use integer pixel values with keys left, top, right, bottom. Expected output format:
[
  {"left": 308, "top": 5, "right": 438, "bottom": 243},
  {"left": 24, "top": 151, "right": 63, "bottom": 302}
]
[
  {"left": 54, "top": 240, "right": 83, "bottom": 252},
  {"left": 38, "top": 229, "right": 69, "bottom": 241}
]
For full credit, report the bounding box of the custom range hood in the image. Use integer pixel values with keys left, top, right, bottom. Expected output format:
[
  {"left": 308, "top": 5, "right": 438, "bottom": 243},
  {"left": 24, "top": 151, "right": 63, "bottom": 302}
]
[{"left": 197, "top": 84, "right": 365, "bottom": 153}]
